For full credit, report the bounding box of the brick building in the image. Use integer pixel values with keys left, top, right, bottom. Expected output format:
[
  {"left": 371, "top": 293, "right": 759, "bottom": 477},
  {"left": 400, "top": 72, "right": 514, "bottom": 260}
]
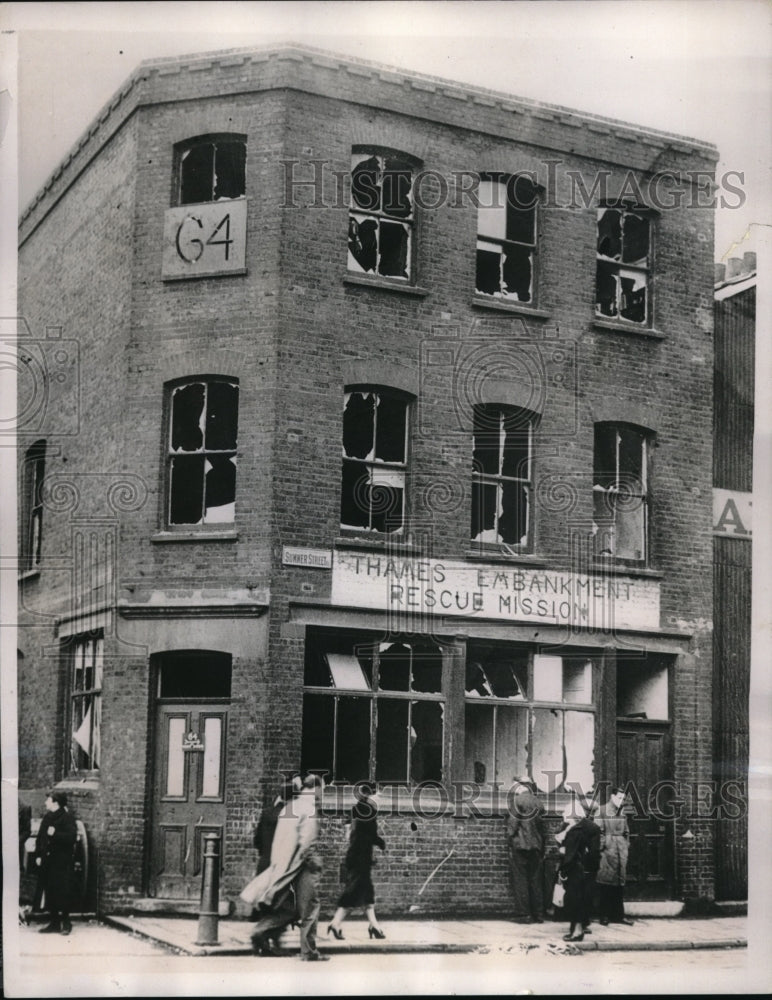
[{"left": 17, "top": 46, "right": 721, "bottom": 915}]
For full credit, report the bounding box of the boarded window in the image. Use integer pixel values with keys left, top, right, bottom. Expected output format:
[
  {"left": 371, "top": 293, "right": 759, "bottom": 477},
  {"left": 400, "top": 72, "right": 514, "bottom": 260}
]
[
  {"left": 596, "top": 207, "right": 650, "bottom": 324},
  {"left": 177, "top": 136, "right": 246, "bottom": 205},
  {"left": 476, "top": 175, "right": 537, "bottom": 302},
  {"left": 167, "top": 378, "right": 239, "bottom": 526},
  {"left": 471, "top": 404, "right": 534, "bottom": 547},
  {"left": 593, "top": 424, "right": 649, "bottom": 561},
  {"left": 341, "top": 388, "right": 408, "bottom": 534},
  {"left": 348, "top": 152, "right": 414, "bottom": 280}
]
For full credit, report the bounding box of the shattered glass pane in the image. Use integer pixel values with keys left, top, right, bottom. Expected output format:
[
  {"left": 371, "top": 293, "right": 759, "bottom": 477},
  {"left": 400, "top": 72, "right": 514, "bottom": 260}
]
[
  {"left": 342, "top": 392, "right": 375, "bottom": 460},
  {"left": 301, "top": 694, "right": 335, "bottom": 778},
  {"left": 465, "top": 662, "right": 493, "bottom": 697},
  {"left": 304, "top": 647, "right": 334, "bottom": 687},
  {"left": 593, "top": 425, "right": 618, "bottom": 489},
  {"left": 171, "top": 382, "right": 205, "bottom": 452},
  {"left": 169, "top": 455, "right": 204, "bottom": 524},
  {"left": 472, "top": 408, "right": 501, "bottom": 476},
  {"left": 410, "top": 700, "right": 443, "bottom": 782},
  {"left": 619, "top": 270, "right": 647, "bottom": 323},
  {"left": 486, "top": 658, "right": 528, "bottom": 700},
  {"left": 618, "top": 427, "right": 644, "bottom": 486},
  {"left": 213, "top": 141, "right": 246, "bottom": 200},
  {"left": 382, "top": 157, "right": 413, "bottom": 218},
  {"left": 336, "top": 696, "right": 371, "bottom": 783},
  {"left": 374, "top": 394, "right": 407, "bottom": 463},
  {"left": 369, "top": 468, "right": 404, "bottom": 533},
  {"left": 615, "top": 499, "right": 645, "bottom": 560},
  {"left": 499, "top": 480, "right": 528, "bottom": 545},
  {"left": 411, "top": 652, "right": 442, "bottom": 693},
  {"left": 564, "top": 710, "right": 594, "bottom": 790},
  {"left": 471, "top": 480, "right": 497, "bottom": 542},
  {"left": 378, "top": 642, "right": 411, "bottom": 692},
  {"left": 327, "top": 653, "right": 371, "bottom": 690},
  {"left": 351, "top": 154, "right": 381, "bottom": 212},
  {"left": 563, "top": 659, "right": 592, "bottom": 704},
  {"left": 597, "top": 208, "right": 622, "bottom": 259},
  {"left": 502, "top": 246, "right": 532, "bottom": 302},
  {"left": 506, "top": 176, "right": 537, "bottom": 244},
  {"left": 501, "top": 421, "right": 530, "bottom": 479},
  {"left": 494, "top": 707, "right": 528, "bottom": 785},
  {"left": 205, "top": 381, "right": 238, "bottom": 450},
  {"left": 378, "top": 220, "right": 410, "bottom": 278},
  {"left": 340, "top": 460, "right": 370, "bottom": 528},
  {"left": 596, "top": 261, "right": 618, "bottom": 316},
  {"left": 348, "top": 215, "right": 378, "bottom": 273},
  {"left": 203, "top": 454, "right": 236, "bottom": 523},
  {"left": 476, "top": 244, "right": 502, "bottom": 295},
  {"left": 180, "top": 143, "right": 215, "bottom": 204},
  {"left": 376, "top": 699, "right": 409, "bottom": 781},
  {"left": 531, "top": 708, "right": 564, "bottom": 791},
  {"left": 464, "top": 702, "right": 494, "bottom": 781},
  {"left": 622, "top": 212, "right": 649, "bottom": 265},
  {"left": 477, "top": 179, "right": 507, "bottom": 240}
]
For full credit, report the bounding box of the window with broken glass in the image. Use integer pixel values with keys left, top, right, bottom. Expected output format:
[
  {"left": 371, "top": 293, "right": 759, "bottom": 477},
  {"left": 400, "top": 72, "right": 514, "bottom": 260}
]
[
  {"left": 341, "top": 388, "right": 409, "bottom": 534},
  {"left": 67, "top": 632, "right": 103, "bottom": 773},
  {"left": 465, "top": 647, "right": 595, "bottom": 793},
  {"left": 21, "top": 439, "right": 45, "bottom": 571},
  {"left": 595, "top": 206, "right": 650, "bottom": 324},
  {"left": 175, "top": 135, "right": 246, "bottom": 205},
  {"left": 301, "top": 631, "right": 445, "bottom": 785},
  {"left": 476, "top": 175, "right": 537, "bottom": 302},
  {"left": 471, "top": 404, "right": 534, "bottom": 548},
  {"left": 348, "top": 151, "right": 414, "bottom": 280},
  {"left": 593, "top": 424, "right": 650, "bottom": 562},
  {"left": 165, "top": 378, "right": 239, "bottom": 527}
]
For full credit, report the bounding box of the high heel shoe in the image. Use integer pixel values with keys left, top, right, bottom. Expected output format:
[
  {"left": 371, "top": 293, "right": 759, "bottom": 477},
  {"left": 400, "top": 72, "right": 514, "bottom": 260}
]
[
  {"left": 368, "top": 925, "right": 386, "bottom": 939},
  {"left": 327, "top": 924, "right": 344, "bottom": 940}
]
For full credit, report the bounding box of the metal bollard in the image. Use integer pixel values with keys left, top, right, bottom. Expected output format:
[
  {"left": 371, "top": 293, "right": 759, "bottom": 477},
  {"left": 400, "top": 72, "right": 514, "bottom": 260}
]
[{"left": 195, "top": 832, "right": 221, "bottom": 946}]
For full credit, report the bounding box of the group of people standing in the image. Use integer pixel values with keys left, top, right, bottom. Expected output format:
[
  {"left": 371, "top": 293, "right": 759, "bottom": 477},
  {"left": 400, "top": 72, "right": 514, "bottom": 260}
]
[
  {"left": 507, "top": 777, "right": 633, "bottom": 942},
  {"left": 242, "top": 775, "right": 386, "bottom": 961}
]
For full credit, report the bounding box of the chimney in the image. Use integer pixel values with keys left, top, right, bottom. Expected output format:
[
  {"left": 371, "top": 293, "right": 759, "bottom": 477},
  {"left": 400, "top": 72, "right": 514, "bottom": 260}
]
[
  {"left": 714, "top": 262, "right": 726, "bottom": 284},
  {"left": 726, "top": 257, "right": 743, "bottom": 279},
  {"left": 743, "top": 251, "right": 757, "bottom": 273}
]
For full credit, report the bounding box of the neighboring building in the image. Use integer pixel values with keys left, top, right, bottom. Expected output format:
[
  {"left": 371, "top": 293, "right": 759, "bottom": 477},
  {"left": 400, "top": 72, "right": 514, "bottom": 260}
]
[
  {"left": 17, "top": 46, "right": 720, "bottom": 915},
  {"left": 712, "top": 253, "right": 755, "bottom": 903}
]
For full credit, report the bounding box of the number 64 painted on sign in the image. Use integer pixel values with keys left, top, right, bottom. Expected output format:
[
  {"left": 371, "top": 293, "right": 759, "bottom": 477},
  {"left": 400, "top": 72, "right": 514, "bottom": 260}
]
[{"left": 175, "top": 213, "right": 233, "bottom": 263}]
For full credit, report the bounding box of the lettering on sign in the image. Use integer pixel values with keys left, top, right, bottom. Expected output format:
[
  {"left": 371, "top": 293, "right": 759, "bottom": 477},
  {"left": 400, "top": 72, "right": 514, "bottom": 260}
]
[
  {"left": 713, "top": 489, "right": 752, "bottom": 537},
  {"left": 282, "top": 546, "right": 333, "bottom": 569},
  {"left": 162, "top": 200, "right": 247, "bottom": 279},
  {"left": 331, "top": 552, "right": 660, "bottom": 631}
]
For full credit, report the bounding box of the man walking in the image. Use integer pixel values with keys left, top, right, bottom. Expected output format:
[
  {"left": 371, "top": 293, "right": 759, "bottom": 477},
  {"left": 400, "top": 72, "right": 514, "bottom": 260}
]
[{"left": 506, "top": 776, "right": 546, "bottom": 924}]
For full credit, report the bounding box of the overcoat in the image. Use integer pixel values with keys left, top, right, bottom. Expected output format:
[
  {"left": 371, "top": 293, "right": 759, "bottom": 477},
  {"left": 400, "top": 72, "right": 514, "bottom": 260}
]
[
  {"left": 35, "top": 806, "right": 77, "bottom": 911},
  {"left": 596, "top": 808, "right": 629, "bottom": 886}
]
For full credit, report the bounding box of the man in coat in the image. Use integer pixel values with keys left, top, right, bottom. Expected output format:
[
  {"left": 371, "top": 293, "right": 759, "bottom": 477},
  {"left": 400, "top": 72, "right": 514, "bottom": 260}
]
[
  {"left": 35, "top": 790, "right": 78, "bottom": 935},
  {"left": 506, "top": 776, "right": 546, "bottom": 924}
]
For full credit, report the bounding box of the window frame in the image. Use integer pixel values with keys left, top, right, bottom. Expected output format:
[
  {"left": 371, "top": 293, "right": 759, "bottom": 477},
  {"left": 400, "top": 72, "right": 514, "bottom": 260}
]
[
  {"left": 475, "top": 173, "right": 539, "bottom": 304},
  {"left": 340, "top": 385, "right": 412, "bottom": 536},
  {"left": 592, "top": 422, "right": 652, "bottom": 565},
  {"left": 21, "top": 439, "right": 45, "bottom": 572},
  {"left": 595, "top": 203, "right": 653, "bottom": 326},
  {"left": 66, "top": 632, "right": 104, "bottom": 775},
  {"left": 347, "top": 148, "right": 418, "bottom": 284},
  {"left": 173, "top": 133, "right": 247, "bottom": 207},
  {"left": 470, "top": 404, "right": 536, "bottom": 551},
  {"left": 163, "top": 375, "right": 240, "bottom": 531}
]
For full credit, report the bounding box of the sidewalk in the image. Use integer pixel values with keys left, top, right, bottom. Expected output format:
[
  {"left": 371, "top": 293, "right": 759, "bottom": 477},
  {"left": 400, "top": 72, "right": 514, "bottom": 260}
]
[{"left": 103, "top": 912, "right": 748, "bottom": 958}]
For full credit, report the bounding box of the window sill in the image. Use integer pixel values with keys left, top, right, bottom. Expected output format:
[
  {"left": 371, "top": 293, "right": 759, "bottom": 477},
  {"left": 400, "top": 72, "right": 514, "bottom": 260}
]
[
  {"left": 162, "top": 268, "right": 248, "bottom": 283},
  {"left": 471, "top": 295, "right": 551, "bottom": 319},
  {"left": 343, "top": 273, "right": 429, "bottom": 297},
  {"left": 465, "top": 549, "right": 548, "bottom": 567},
  {"left": 56, "top": 777, "right": 100, "bottom": 793},
  {"left": 336, "top": 534, "right": 416, "bottom": 553},
  {"left": 592, "top": 318, "right": 665, "bottom": 340},
  {"left": 18, "top": 568, "right": 41, "bottom": 582},
  {"left": 590, "top": 560, "right": 663, "bottom": 579},
  {"left": 151, "top": 530, "right": 239, "bottom": 543}
]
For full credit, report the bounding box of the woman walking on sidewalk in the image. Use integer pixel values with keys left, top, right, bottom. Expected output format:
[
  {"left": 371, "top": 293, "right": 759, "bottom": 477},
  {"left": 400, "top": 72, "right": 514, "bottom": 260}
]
[
  {"left": 596, "top": 787, "right": 634, "bottom": 926},
  {"left": 327, "top": 783, "right": 386, "bottom": 940},
  {"left": 556, "top": 797, "right": 601, "bottom": 943}
]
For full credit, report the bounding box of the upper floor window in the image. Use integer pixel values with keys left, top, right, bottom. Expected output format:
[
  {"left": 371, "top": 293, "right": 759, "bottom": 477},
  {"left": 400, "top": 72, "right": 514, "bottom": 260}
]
[
  {"left": 471, "top": 405, "right": 535, "bottom": 548},
  {"left": 595, "top": 206, "right": 650, "bottom": 324},
  {"left": 593, "top": 423, "right": 650, "bottom": 562},
  {"left": 476, "top": 175, "right": 537, "bottom": 302},
  {"left": 341, "top": 387, "right": 409, "bottom": 534},
  {"left": 348, "top": 151, "right": 414, "bottom": 280},
  {"left": 21, "top": 439, "right": 45, "bottom": 571},
  {"left": 165, "top": 378, "right": 239, "bottom": 527},
  {"left": 175, "top": 135, "right": 246, "bottom": 205},
  {"left": 67, "top": 632, "right": 103, "bottom": 773}
]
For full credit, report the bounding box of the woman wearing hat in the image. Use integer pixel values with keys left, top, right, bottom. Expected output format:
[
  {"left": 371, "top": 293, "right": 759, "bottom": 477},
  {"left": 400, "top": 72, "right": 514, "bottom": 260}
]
[{"left": 556, "top": 795, "right": 601, "bottom": 942}]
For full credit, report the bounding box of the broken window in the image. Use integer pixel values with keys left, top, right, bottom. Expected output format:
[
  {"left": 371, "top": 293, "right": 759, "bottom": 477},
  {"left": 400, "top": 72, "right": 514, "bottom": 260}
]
[
  {"left": 348, "top": 151, "right": 414, "bottom": 280},
  {"left": 22, "top": 439, "right": 45, "bottom": 571},
  {"left": 464, "top": 650, "right": 529, "bottom": 785},
  {"left": 167, "top": 378, "right": 239, "bottom": 526},
  {"left": 616, "top": 654, "right": 670, "bottom": 720},
  {"left": 595, "top": 207, "right": 650, "bottom": 323},
  {"left": 476, "top": 175, "right": 537, "bottom": 302},
  {"left": 593, "top": 424, "right": 649, "bottom": 561},
  {"left": 471, "top": 404, "right": 534, "bottom": 548},
  {"left": 341, "top": 388, "right": 408, "bottom": 534},
  {"left": 68, "top": 632, "right": 103, "bottom": 772},
  {"left": 301, "top": 631, "right": 445, "bottom": 784},
  {"left": 176, "top": 135, "right": 246, "bottom": 205}
]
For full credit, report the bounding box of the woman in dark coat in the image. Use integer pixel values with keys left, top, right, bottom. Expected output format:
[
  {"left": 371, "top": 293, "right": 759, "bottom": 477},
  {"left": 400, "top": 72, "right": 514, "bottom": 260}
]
[
  {"left": 35, "top": 790, "right": 78, "bottom": 935},
  {"left": 556, "top": 799, "right": 601, "bottom": 942},
  {"left": 327, "top": 783, "right": 386, "bottom": 940}
]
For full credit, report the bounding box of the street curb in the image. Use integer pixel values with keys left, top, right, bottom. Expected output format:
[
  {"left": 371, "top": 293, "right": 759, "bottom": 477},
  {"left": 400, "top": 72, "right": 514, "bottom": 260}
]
[{"left": 575, "top": 939, "right": 747, "bottom": 952}]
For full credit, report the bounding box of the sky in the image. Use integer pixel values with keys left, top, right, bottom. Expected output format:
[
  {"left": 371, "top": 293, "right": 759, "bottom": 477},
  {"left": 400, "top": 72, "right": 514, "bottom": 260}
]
[{"left": 2, "top": 0, "right": 771, "bottom": 263}]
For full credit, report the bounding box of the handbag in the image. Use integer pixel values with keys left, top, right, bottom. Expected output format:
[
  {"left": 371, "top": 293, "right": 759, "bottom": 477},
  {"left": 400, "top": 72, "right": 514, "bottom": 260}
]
[{"left": 552, "top": 873, "right": 566, "bottom": 909}]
